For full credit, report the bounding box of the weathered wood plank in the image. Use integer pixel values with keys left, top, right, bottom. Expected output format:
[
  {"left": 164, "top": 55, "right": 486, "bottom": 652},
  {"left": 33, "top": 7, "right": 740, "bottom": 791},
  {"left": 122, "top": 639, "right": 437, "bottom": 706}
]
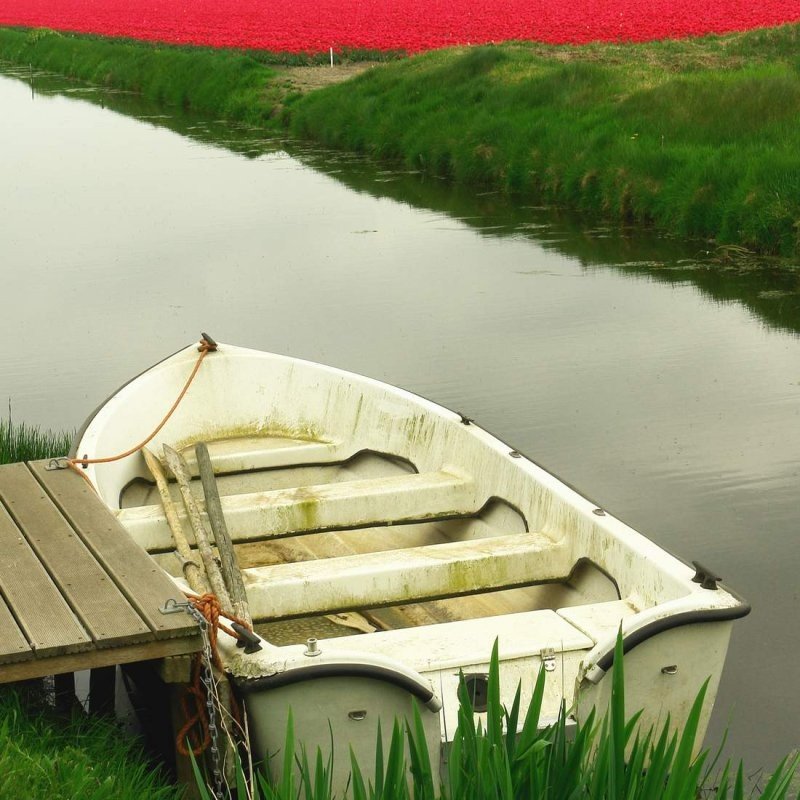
[
  {"left": 142, "top": 448, "right": 210, "bottom": 594},
  {"left": 0, "top": 500, "right": 91, "bottom": 658},
  {"left": 0, "top": 593, "right": 33, "bottom": 664},
  {"left": 0, "top": 632, "right": 201, "bottom": 685},
  {"left": 195, "top": 443, "right": 251, "bottom": 624},
  {"left": 162, "top": 446, "right": 231, "bottom": 609},
  {"left": 29, "top": 461, "right": 195, "bottom": 640},
  {"left": 0, "top": 463, "right": 152, "bottom": 648}
]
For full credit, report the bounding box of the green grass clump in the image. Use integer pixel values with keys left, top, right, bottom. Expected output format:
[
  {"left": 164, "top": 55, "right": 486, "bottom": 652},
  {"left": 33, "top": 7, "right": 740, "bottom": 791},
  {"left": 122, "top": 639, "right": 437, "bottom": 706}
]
[
  {"left": 0, "top": 417, "right": 72, "bottom": 464},
  {"left": 0, "top": 688, "right": 180, "bottom": 799},
  {"left": 288, "top": 25, "right": 800, "bottom": 257},
  {"left": 0, "top": 26, "right": 280, "bottom": 123},
  {"left": 193, "top": 638, "right": 799, "bottom": 799}
]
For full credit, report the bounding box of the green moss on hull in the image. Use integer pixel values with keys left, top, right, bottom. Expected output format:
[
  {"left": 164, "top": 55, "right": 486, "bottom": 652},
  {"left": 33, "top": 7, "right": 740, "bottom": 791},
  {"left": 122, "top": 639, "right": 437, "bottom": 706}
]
[{"left": 169, "top": 421, "right": 328, "bottom": 457}]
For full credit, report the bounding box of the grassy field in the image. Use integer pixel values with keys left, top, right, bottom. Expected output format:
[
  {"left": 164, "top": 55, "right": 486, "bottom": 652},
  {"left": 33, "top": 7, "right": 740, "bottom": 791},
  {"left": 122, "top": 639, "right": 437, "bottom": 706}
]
[{"left": 2, "top": 24, "right": 800, "bottom": 257}]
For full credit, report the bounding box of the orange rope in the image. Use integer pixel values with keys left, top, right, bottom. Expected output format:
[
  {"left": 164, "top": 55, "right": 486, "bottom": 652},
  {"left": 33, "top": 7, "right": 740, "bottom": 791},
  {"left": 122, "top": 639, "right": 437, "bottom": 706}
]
[
  {"left": 176, "top": 593, "right": 252, "bottom": 757},
  {"left": 177, "top": 656, "right": 212, "bottom": 756},
  {"left": 184, "top": 591, "right": 254, "bottom": 646},
  {"left": 65, "top": 338, "right": 215, "bottom": 490}
]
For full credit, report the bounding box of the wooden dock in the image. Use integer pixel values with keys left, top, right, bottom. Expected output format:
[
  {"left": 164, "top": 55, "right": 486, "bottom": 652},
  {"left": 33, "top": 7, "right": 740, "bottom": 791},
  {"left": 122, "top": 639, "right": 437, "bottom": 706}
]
[{"left": 0, "top": 460, "right": 200, "bottom": 685}]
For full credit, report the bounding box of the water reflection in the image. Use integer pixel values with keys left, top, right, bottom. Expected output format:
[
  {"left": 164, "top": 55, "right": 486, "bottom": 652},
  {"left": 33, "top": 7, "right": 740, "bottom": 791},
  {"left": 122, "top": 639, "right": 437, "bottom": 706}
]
[{"left": 11, "top": 63, "right": 800, "bottom": 336}]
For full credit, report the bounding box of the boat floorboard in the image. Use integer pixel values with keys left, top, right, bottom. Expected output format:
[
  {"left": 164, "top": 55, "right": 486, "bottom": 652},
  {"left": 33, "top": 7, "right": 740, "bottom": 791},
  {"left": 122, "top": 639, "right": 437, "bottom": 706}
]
[{"left": 0, "top": 461, "right": 200, "bottom": 684}]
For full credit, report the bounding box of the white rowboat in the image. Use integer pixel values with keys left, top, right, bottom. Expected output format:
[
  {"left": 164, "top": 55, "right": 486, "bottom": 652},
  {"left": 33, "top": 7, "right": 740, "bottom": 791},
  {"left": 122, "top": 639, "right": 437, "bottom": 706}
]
[{"left": 72, "top": 337, "right": 749, "bottom": 788}]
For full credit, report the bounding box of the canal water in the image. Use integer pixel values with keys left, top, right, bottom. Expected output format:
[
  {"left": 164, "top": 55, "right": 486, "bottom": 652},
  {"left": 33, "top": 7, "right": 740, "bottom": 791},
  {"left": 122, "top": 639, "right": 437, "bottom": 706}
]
[{"left": 1, "top": 65, "right": 799, "bottom": 771}]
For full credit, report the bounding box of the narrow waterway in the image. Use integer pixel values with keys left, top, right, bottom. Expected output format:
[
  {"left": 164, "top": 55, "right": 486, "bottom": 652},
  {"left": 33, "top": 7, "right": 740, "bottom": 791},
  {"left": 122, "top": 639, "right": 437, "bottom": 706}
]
[{"left": 1, "top": 65, "right": 799, "bottom": 771}]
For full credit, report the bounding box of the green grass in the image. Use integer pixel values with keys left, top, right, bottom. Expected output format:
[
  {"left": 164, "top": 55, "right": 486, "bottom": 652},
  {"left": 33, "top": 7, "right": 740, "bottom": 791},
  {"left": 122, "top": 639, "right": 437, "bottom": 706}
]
[
  {"left": 2, "top": 24, "right": 800, "bottom": 255},
  {"left": 0, "top": 26, "right": 403, "bottom": 122},
  {"left": 288, "top": 25, "right": 800, "bottom": 257},
  {"left": 0, "top": 417, "right": 72, "bottom": 464},
  {"left": 0, "top": 688, "right": 180, "bottom": 799},
  {"left": 0, "top": 26, "right": 282, "bottom": 123}
]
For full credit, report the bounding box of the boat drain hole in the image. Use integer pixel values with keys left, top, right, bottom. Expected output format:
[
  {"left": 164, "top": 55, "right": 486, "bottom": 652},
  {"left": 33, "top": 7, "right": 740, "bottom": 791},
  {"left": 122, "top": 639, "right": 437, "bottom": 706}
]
[{"left": 464, "top": 674, "right": 489, "bottom": 713}]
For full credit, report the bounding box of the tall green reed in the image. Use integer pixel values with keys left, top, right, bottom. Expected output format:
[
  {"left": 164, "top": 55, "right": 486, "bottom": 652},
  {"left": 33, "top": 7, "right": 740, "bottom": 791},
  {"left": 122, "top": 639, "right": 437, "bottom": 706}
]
[{"left": 0, "top": 416, "right": 73, "bottom": 464}]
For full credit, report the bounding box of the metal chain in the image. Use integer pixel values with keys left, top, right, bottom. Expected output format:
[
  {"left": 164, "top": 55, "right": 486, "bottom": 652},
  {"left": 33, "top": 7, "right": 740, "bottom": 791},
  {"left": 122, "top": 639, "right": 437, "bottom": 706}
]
[{"left": 185, "top": 603, "right": 225, "bottom": 800}]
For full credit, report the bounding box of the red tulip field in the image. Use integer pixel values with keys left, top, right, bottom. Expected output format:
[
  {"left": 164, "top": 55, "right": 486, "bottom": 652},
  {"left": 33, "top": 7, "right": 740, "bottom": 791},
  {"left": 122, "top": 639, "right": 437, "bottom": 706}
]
[{"left": 1, "top": 0, "right": 799, "bottom": 53}]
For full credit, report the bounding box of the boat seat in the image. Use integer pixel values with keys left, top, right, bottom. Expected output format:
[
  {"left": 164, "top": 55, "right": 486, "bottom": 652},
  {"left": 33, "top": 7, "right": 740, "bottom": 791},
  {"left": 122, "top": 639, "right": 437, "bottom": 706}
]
[
  {"left": 118, "top": 470, "right": 478, "bottom": 553},
  {"left": 152, "top": 523, "right": 532, "bottom": 630},
  {"left": 557, "top": 599, "right": 639, "bottom": 645},
  {"left": 241, "top": 532, "right": 571, "bottom": 621},
  {"left": 243, "top": 525, "right": 530, "bottom": 628},
  {"left": 316, "top": 609, "right": 594, "bottom": 672},
  {"left": 173, "top": 436, "right": 348, "bottom": 477}
]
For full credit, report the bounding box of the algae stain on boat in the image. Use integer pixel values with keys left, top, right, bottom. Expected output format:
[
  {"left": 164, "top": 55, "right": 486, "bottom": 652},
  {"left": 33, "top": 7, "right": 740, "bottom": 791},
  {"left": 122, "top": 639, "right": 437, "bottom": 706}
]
[
  {"left": 400, "top": 412, "right": 436, "bottom": 451},
  {"left": 289, "top": 486, "right": 321, "bottom": 531},
  {"left": 171, "top": 419, "right": 329, "bottom": 454}
]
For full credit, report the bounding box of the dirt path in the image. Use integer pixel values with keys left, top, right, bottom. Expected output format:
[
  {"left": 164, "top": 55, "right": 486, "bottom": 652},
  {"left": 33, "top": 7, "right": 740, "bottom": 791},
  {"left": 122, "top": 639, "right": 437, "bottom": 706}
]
[{"left": 275, "top": 62, "right": 378, "bottom": 93}]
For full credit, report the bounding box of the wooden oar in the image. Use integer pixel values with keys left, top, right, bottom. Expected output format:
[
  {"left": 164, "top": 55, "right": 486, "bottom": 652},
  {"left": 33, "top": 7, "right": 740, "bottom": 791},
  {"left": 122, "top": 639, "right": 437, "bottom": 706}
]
[
  {"left": 162, "top": 444, "right": 232, "bottom": 612},
  {"left": 142, "top": 447, "right": 210, "bottom": 595},
  {"left": 194, "top": 442, "right": 252, "bottom": 626}
]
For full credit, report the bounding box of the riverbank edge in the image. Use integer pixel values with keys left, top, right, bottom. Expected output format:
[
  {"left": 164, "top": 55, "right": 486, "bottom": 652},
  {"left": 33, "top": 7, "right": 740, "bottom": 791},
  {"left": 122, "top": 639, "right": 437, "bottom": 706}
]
[{"left": 1, "top": 24, "right": 799, "bottom": 258}]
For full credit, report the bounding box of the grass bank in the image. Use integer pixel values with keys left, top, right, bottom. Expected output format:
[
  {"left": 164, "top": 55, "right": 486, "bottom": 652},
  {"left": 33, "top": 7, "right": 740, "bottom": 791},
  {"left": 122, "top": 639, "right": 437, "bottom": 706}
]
[
  {"left": 0, "top": 26, "right": 284, "bottom": 122},
  {"left": 289, "top": 25, "right": 800, "bottom": 257},
  {"left": 0, "top": 688, "right": 180, "bottom": 799},
  {"left": 0, "top": 26, "right": 398, "bottom": 122},
  {"left": 2, "top": 25, "right": 800, "bottom": 256}
]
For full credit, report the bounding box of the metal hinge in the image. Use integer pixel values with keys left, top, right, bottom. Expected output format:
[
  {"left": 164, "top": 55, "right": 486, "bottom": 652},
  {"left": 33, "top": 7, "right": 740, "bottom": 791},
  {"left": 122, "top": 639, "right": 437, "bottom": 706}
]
[
  {"left": 159, "top": 598, "right": 193, "bottom": 615},
  {"left": 541, "top": 647, "right": 556, "bottom": 672}
]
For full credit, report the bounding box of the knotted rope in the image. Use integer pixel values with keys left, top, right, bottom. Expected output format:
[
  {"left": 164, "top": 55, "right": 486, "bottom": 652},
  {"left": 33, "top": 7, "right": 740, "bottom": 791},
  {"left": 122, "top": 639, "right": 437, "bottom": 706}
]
[{"left": 176, "top": 592, "right": 254, "bottom": 757}]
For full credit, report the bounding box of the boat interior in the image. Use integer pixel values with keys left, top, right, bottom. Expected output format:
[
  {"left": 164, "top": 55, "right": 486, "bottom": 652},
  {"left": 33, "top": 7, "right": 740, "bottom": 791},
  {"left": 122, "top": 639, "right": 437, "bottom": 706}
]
[{"left": 117, "top": 434, "right": 638, "bottom": 653}]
